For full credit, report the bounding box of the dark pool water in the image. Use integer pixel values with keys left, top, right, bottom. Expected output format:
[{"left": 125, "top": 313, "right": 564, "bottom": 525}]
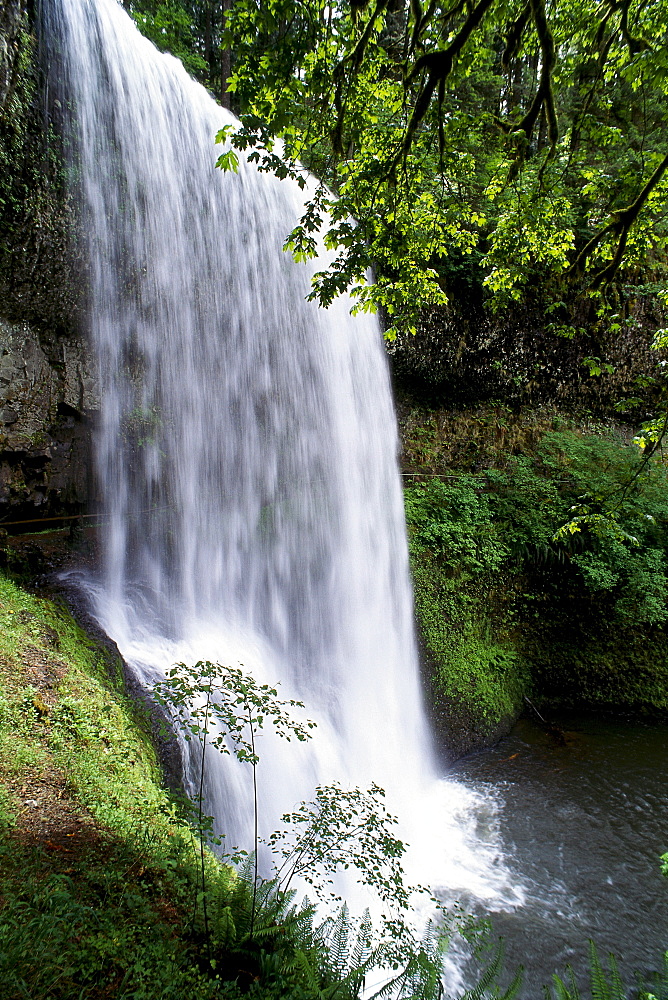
[{"left": 450, "top": 714, "right": 668, "bottom": 997}]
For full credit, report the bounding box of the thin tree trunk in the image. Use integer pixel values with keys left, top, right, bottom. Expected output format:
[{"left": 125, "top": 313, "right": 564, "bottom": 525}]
[
  {"left": 204, "top": 0, "right": 213, "bottom": 90},
  {"left": 221, "top": 0, "right": 231, "bottom": 109}
]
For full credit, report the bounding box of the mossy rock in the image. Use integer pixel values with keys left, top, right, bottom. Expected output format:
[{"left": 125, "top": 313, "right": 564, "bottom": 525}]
[{"left": 525, "top": 623, "right": 668, "bottom": 715}]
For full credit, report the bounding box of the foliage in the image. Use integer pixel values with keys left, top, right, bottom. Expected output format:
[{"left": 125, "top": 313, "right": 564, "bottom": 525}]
[
  {"left": 408, "top": 423, "right": 668, "bottom": 624},
  {"left": 132, "top": 0, "right": 209, "bottom": 77},
  {"left": 410, "top": 546, "right": 529, "bottom": 735},
  {"left": 546, "top": 941, "right": 668, "bottom": 1000},
  {"left": 404, "top": 413, "right": 668, "bottom": 730},
  {"left": 0, "top": 840, "right": 231, "bottom": 1000},
  {"left": 405, "top": 478, "right": 507, "bottom": 580},
  {"left": 0, "top": 572, "right": 233, "bottom": 998},
  {"left": 128, "top": 0, "right": 225, "bottom": 92},
  {"left": 123, "top": 0, "right": 668, "bottom": 333},
  {"left": 458, "top": 940, "right": 524, "bottom": 1000},
  {"left": 154, "top": 658, "right": 451, "bottom": 998},
  {"left": 0, "top": 574, "right": 453, "bottom": 999},
  {"left": 154, "top": 660, "right": 315, "bottom": 766},
  {"left": 210, "top": 0, "right": 668, "bottom": 334}
]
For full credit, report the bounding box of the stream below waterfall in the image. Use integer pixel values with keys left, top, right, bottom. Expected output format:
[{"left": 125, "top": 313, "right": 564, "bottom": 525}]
[{"left": 450, "top": 713, "right": 668, "bottom": 996}]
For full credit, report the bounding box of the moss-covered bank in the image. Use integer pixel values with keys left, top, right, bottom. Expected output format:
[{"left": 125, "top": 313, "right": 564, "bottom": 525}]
[
  {"left": 401, "top": 404, "right": 668, "bottom": 757},
  {"left": 0, "top": 571, "right": 235, "bottom": 998}
]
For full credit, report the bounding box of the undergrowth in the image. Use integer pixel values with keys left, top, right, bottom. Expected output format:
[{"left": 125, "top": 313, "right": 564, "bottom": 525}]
[
  {"left": 0, "top": 572, "right": 238, "bottom": 998},
  {"left": 0, "top": 572, "right": 512, "bottom": 999},
  {"left": 403, "top": 408, "right": 668, "bottom": 745}
]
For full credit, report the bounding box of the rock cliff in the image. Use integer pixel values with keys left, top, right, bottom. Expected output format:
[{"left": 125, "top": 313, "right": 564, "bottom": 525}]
[{"left": 0, "top": 0, "right": 96, "bottom": 530}]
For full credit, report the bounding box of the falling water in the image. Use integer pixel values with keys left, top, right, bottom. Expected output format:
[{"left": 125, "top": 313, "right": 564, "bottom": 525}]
[{"left": 42, "top": 0, "right": 522, "bottom": 971}]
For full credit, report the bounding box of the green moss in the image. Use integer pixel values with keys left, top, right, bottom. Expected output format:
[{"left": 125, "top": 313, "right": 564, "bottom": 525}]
[
  {"left": 0, "top": 784, "right": 15, "bottom": 834},
  {"left": 526, "top": 624, "right": 668, "bottom": 713},
  {"left": 0, "top": 571, "right": 243, "bottom": 998},
  {"left": 411, "top": 552, "right": 529, "bottom": 738},
  {"left": 404, "top": 410, "right": 668, "bottom": 738},
  {"left": 0, "top": 17, "right": 79, "bottom": 334}
]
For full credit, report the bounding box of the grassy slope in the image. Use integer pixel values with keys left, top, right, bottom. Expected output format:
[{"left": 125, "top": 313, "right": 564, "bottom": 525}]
[{"left": 0, "top": 571, "right": 240, "bottom": 1000}]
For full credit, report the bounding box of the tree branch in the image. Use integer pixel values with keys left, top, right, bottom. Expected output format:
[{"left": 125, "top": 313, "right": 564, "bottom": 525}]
[
  {"left": 401, "top": 0, "right": 496, "bottom": 156},
  {"left": 569, "top": 150, "right": 668, "bottom": 284},
  {"left": 515, "top": 0, "right": 557, "bottom": 149}
]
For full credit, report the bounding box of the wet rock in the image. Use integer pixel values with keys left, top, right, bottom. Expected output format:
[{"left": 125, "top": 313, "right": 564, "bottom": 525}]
[{"left": 0, "top": 319, "right": 97, "bottom": 526}]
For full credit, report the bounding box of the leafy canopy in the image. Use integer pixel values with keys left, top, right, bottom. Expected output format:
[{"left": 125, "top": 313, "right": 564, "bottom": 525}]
[{"left": 215, "top": 0, "right": 668, "bottom": 335}]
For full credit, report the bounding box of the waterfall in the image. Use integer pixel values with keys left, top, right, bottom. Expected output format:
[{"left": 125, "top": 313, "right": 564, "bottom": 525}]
[{"left": 42, "top": 0, "right": 522, "bottom": 962}]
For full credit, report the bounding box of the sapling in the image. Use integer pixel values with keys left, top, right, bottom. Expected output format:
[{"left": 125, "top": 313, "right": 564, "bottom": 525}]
[
  {"left": 153, "top": 659, "right": 315, "bottom": 941},
  {"left": 154, "top": 660, "right": 457, "bottom": 998}
]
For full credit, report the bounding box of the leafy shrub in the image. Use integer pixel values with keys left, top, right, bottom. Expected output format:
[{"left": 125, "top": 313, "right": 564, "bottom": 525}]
[{"left": 406, "top": 423, "right": 668, "bottom": 725}]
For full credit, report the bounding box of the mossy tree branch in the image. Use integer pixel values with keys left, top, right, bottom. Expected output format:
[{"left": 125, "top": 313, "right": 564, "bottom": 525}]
[{"left": 569, "top": 150, "right": 668, "bottom": 285}]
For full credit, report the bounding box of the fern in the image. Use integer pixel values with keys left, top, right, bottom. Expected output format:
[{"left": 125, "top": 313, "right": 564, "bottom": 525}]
[
  {"left": 589, "top": 943, "right": 625, "bottom": 1000},
  {"left": 350, "top": 909, "right": 373, "bottom": 971},
  {"left": 367, "top": 921, "right": 447, "bottom": 1000},
  {"left": 545, "top": 966, "right": 581, "bottom": 1000},
  {"left": 455, "top": 940, "right": 523, "bottom": 1000},
  {"left": 313, "top": 904, "right": 379, "bottom": 999},
  {"left": 638, "top": 949, "right": 668, "bottom": 1000},
  {"left": 328, "top": 904, "right": 354, "bottom": 980},
  {"left": 546, "top": 941, "right": 668, "bottom": 1000}
]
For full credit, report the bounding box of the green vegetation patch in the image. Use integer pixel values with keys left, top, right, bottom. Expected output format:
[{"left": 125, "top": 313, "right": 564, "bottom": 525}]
[
  {"left": 406, "top": 486, "right": 529, "bottom": 746},
  {"left": 0, "top": 572, "right": 244, "bottom": 999},
  {"left": 404, "top": 412, "right": 668, "bottom": 744}
]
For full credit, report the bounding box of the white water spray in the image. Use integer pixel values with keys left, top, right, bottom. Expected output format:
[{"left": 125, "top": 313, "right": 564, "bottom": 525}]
[{"left": 42, "top": 0, "right": 523, "bottom": 969}]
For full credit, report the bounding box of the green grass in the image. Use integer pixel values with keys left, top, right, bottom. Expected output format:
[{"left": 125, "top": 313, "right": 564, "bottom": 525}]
[{"left": 0, "top": 572, "right": 244, "bottom": 999}]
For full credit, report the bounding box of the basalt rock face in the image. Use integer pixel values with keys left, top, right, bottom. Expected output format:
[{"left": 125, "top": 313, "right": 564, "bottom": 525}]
[
  {"left": 0, "top": 0, "right": 24, "bottom": 109},
  {"left": 0, "top": 319, "right": 97, "bottom": 527},
  {"left": 389, "top": 287, "right": 664, "bottom": 419},
  {"left": 0, "top": 1, "right": 96, "bottom": 531}
]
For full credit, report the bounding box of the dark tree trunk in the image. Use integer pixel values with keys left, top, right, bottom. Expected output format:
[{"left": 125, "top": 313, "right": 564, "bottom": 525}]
[
  {"left": 204, "top": 0, "right": 213, "bottom": 87},
  {"left": 221, "top": 0, "right": 231, "bottom": 109}
]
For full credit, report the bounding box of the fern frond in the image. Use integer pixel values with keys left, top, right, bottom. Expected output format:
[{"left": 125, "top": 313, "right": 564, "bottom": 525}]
[
  {"left": 499, "top": 962, "right": 524, "bottom": 1000},
  {"left": 328, "top": 903, "right": 352, "bottom": 979},
  {"left": 458, "top": 941, "right": 505, "bottom": 1000},
  {"left": 639, "top": 950, "right": 668, "bottom": 1000},
  {"left": 588, "top": 942, "right": 625, "bottom": 1000},
  {"left": 605, "top": 953, "right": 625, "bottom": 1000},
  {"left": 367, "top": 945, "right": 441, "bottom": 1000},
  {"left": 212, "top": 904, "right": 237, "bottom": 947},
  {"left": 294, "top": 948, "right": 324, "bottom": 994},
  {"left": 548, "top": 964, "right": 581, "bottom": 1000},
  {"left": 351, "top": 908, "right": 374, "bottom": 970},
  {"left": 590, "top": 942, "right": 611, "bottom": 1000}
]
